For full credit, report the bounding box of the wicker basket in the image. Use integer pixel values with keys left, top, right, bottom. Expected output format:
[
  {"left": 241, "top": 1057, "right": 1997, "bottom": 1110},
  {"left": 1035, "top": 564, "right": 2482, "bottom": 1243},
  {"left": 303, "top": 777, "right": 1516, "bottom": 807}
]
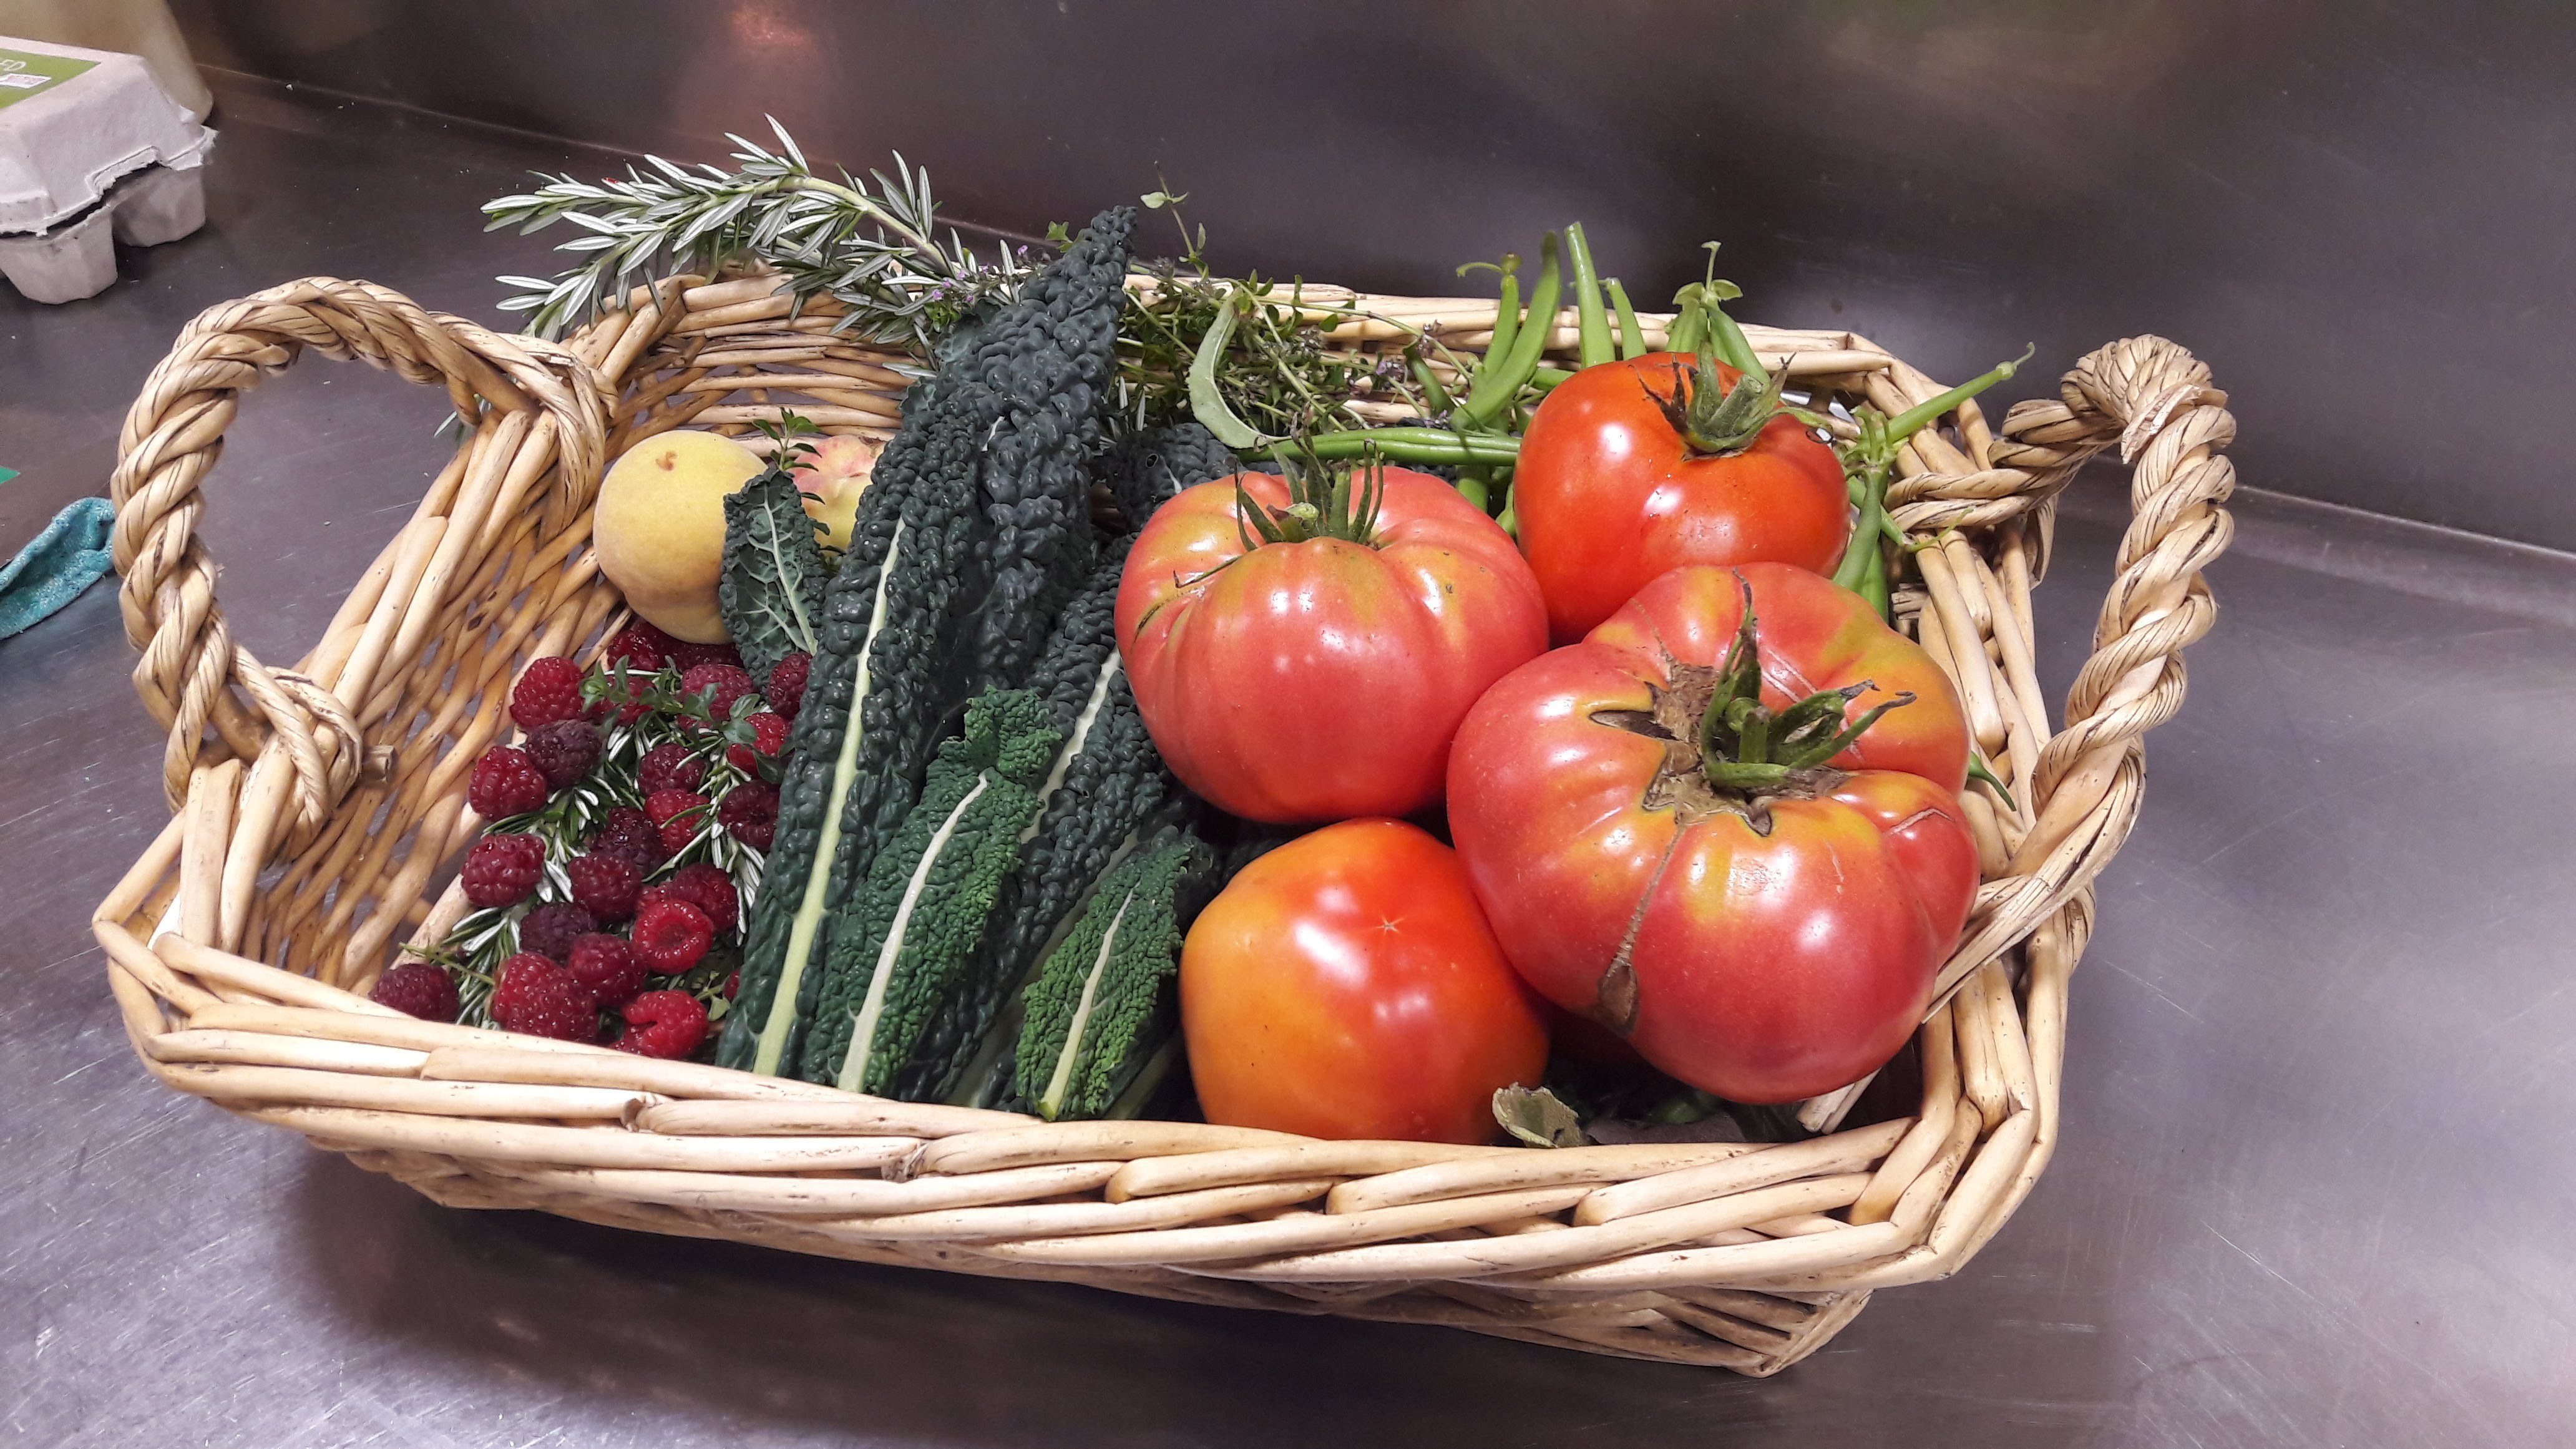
[{"left": 97, "top": 270, "right": 2236, "bottom": 1374}]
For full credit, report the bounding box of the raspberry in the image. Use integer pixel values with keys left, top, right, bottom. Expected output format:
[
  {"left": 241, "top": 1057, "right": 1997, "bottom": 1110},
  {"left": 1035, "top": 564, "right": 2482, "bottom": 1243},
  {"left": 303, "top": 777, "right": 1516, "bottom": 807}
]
[
  {"left": 613, "top": 989, "right": 709, "bottom": 1059},
  {"left": 726, "top": 711, "right": 791, "bottom": 774},
  {"left": 724, "top": 971, "right": 739, "bottom": 1000},
  {"left": 680, "top": 663, "right": 756, "bottom": 724},
  {"left": 605, "top": 620, "right": 676, "bottom": 670},
  {"left": 510, "top": 656, "right": 595, "bottom": 732},
  {"left": 467, "top": 746, "right": 549, "bottom": 821},
  {"left": 767, "top": 652, "right": 811, "bottom": 721},
  {"left": 630, "top": 899, "right": 713, "bottom": 972},
  {"left": 517, "top": 901, "right": 596, "bottom": 962},
  {"left": 607, "top": 670, "right": 656, "bottom": 727},
  {"left": 565, "top": 851, "right": 640, "bottom": 921},
  {"left": 646, "top": 789, "right": 710, "bottom": 856},
  {"left": 369, "top": 960, "right": 459, "bottom": 1022},
  {"left": 565, "top": 932, "right": 646, "bottom": 1007},
  {"left": 525, "top": 719, "right": 602, "bottom": 790},
  {"left": 490, "top": 952, "right": 599, "bottom": 1041},
  {"left": 668, "top": 639, "right": 742, "bottom": 674},
  {"left": 592, "top": 806, "right": 663, "bottom": 870},
  {"left": 633, "top": 882, "right": 690, "bottom": 918},
  {"left": 637, "top": 742, "right": 706, "bottom": 797},
  {"left": 459, "top": 832, "right": 545, "bottom": 909},
  {"left": 670, "top": 862, "right": 739, "bottom": 934},
  {"left": 718, "top": 781, "right": 778, "bottom": 852}
]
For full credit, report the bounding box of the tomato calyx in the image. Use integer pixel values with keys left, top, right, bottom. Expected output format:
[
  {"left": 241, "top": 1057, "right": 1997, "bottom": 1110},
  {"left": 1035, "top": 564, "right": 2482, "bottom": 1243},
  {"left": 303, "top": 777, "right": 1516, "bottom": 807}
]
[
  {"left": 1592, "top": 578, "right": 1914, "bottom": 836},
  {"left": 1235, "top": 449, "right": 1387, "bottom": 550},
  {"left": 1647, "top": 352, "right": 1792, "bottom": 458}
]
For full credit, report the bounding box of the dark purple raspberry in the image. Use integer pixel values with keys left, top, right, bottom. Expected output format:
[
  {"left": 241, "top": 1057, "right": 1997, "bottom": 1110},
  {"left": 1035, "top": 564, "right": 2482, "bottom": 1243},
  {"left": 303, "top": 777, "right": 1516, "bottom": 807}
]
[
  {"left": 369, "top": 960, "right": 459, "bottom": 1022},
  {"left": 517, "top": 901, "right": 596, "bottom": 963},
  {"left": 525, "top": 718, "right": 602, "bottom": 790},
  {"left": 592, "top": 806, "right": 663, "bottom": 871}
]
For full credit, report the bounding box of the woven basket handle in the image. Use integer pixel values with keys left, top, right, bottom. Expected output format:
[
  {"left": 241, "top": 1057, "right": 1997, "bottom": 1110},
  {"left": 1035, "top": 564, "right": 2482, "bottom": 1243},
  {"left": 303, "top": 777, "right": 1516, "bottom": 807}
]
[
  {"left": 1949, "top": 336, "right": 2236, "bottom": 981},
  {"left": 108, "top": 277, "right": 607, "bottom": 849}
]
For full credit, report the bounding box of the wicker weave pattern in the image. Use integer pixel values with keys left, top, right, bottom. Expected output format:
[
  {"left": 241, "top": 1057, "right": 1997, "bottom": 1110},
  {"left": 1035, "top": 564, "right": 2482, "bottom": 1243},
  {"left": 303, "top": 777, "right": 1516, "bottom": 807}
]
[{"left": 95, "top": 271, "right": 2235, "bottom": 1373}]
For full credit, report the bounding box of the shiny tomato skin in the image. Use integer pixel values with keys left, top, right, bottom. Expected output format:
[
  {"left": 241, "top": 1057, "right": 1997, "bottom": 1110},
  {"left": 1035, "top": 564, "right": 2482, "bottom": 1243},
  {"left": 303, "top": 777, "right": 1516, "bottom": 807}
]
[
  {"left": 1515, "top": 353, "right": 1852, "bottom": 642},
  {"left": 1118, "top": 469, "right": 1546, "bottom": 823},
  {"left": 1445, "top": 564, "right": 1978, "bottom": 1103},
  {"left": 1181, "top": 819, "right": 1551, "bottom": 1143}
]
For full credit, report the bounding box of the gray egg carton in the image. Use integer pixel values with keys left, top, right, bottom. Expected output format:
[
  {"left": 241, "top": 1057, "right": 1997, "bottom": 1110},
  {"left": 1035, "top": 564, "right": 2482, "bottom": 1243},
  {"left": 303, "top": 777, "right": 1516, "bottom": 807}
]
[{"left": 0, "top": 34, "right": 214, "bottom": 304}]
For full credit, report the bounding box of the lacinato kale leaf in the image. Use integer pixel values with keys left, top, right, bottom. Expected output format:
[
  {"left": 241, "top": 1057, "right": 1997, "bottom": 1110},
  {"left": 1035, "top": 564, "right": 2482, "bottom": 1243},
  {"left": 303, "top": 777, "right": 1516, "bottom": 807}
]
[{"left": 799, "top": 690, "right": 1058, "bottom": 1093}]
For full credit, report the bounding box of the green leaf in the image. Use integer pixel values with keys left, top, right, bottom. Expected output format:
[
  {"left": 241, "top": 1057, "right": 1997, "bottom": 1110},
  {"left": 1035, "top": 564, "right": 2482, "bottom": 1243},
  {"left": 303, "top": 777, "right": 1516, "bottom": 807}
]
[{"left": 718, "top": 463, "right": 831, "bottom": 681}]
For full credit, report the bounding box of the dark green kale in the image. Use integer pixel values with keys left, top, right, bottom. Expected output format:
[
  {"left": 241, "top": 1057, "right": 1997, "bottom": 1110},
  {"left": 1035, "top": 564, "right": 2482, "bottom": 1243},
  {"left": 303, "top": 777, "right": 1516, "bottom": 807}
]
[
  {"left": 719, "top": 210, "right": 1136, "bottom": 1077},
  {"left": 798, "top": 690, "right": 1058, "bottom": 1093},
  {"left": 965, "top": 207, "right": 1136, "bottom": 691},
  {"left": 717, "top": 457, "right": 831, "bottom": 683},
  {"left": 1010, "top": 827, "right": 1218, "bottom": 1120}
]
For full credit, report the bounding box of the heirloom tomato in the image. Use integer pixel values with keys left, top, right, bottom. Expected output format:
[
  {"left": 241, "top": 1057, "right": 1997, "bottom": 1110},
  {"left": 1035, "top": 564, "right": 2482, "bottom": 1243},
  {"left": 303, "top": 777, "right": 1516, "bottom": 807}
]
[
  {"left": 1447, "top": 564, "right": 1978, "bottom": 1103},
  {"left": 1181, "top": 819, "right": 1550, "bottom": 1143},
  {"left": 1513, "top": 353, "right": 1850, "bottom": 642},
  {"left": 1117, "top": 464, "right": 1546, "bottom": 823}
]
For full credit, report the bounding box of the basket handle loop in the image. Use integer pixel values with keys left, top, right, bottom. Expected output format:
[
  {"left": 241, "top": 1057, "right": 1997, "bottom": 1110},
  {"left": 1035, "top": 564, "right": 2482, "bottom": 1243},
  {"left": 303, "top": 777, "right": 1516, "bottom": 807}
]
[
  {"left": 107, "top": 276, "right": 608, "bottom": 851},
  {"left": 1925, "top": 336, "right": 2234, "bottom": 991}
]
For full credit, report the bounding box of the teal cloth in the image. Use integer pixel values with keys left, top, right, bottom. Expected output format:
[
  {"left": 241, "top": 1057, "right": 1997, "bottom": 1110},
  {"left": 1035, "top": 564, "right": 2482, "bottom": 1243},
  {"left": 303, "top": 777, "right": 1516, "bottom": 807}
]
[{"left": 0, "top": 495, "right": 117, "bottom": 639}]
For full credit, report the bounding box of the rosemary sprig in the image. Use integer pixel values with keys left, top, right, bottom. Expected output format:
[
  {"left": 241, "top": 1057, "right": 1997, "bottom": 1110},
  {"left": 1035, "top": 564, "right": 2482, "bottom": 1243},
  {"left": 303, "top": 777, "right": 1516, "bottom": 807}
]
[{"left": 483, "top": 118, "right": 1026, "bottom": 347}]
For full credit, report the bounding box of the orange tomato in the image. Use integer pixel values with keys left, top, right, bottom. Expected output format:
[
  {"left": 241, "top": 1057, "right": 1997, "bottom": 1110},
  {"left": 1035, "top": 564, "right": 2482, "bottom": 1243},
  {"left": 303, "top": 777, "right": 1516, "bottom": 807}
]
[{"left": 1181, "top": 819, "right": 1549, "bottom": 1143}]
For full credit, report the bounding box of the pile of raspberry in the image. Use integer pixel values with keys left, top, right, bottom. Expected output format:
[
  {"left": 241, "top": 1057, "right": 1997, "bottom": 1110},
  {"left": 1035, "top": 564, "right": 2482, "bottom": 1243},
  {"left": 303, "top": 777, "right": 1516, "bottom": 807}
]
[{"left": 373, "top": 620, "right": 815, "bottom": 1061}]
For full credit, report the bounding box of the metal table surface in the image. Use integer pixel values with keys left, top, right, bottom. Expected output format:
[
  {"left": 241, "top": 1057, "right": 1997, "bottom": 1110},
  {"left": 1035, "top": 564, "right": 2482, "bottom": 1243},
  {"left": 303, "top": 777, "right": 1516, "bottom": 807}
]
[{"left": 6, "top": 78, "right": 2571, "bottom": 1448}]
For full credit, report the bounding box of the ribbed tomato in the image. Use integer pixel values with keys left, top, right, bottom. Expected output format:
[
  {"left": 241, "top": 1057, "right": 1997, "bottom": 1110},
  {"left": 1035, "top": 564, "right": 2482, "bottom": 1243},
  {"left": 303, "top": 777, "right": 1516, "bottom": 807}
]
[
  {"left": 1447, "top": 564, "right": 1978, "bottom": 1103},
  {"left": 1118, "top": 466, "right": 1546, "bottom": 823},
  {"left": 1513, "top": 354, "right": 1850, "bottom": 642}
]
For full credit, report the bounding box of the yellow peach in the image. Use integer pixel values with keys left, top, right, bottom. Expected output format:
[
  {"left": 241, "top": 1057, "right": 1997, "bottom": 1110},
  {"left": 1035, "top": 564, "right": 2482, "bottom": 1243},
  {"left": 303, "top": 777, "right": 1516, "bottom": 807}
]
[
  {"left": 790, "top": 432, "right": 882, "bottom": 552},
  {"left": 593, "top": 429, "right": 765, "bottom": 643}
]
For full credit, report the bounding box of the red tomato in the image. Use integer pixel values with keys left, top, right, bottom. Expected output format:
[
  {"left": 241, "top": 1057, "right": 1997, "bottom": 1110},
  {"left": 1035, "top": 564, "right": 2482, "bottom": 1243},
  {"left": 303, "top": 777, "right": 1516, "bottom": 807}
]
[
  {"left": 1515, "top": 354, "right": 1851, "bottom": 642},
  {"left": 1447, "top": 564, "right": 1978, "bottom": 1103},
  {"left": 1181, "top": 819, "right": 1550, "bottom": 1143},
  {"left": 1118, "top": 467, "right": 1546, "bottom": 823}
]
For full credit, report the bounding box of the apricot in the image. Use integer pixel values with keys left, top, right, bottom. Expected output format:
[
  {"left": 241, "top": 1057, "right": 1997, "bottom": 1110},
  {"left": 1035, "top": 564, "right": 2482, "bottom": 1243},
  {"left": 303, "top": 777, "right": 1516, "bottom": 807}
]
[{"left": 593, "top": 429, "right": 764, "bottom": 643}]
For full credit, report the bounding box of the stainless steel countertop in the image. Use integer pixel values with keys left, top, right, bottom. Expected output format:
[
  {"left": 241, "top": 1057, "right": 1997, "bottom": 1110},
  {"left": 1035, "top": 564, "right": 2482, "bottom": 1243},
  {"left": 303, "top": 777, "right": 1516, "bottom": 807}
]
[{"left": 6, "top": 77, "right": 2570, "bottom": 1449}]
